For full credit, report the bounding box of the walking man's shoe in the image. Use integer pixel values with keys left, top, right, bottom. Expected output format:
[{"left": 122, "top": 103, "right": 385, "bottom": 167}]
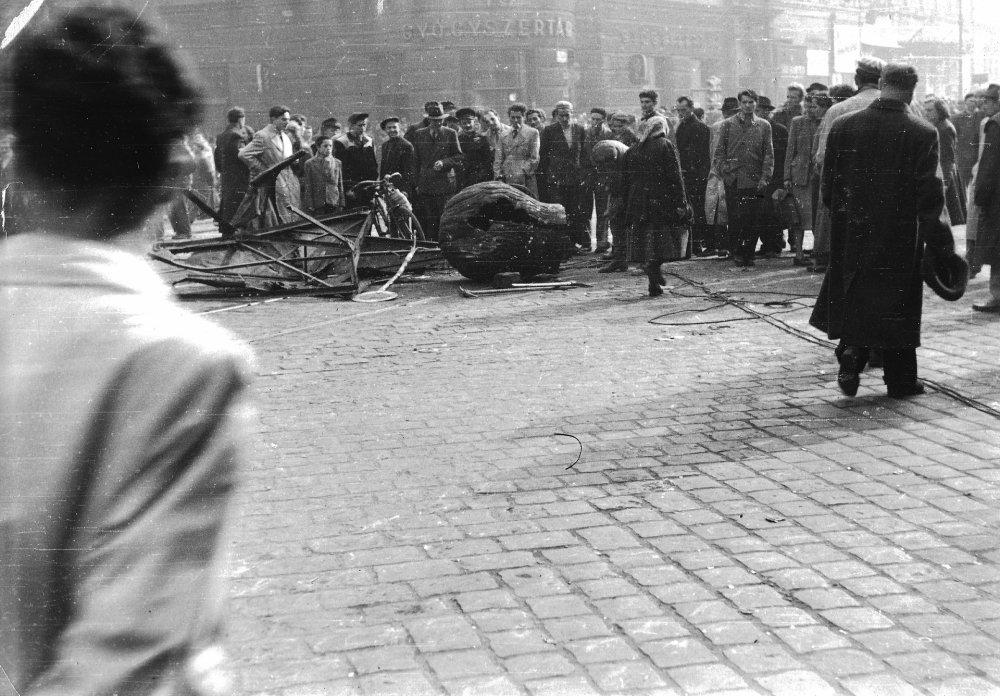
[
  {"left": 598, "top": 259, "right": 629, "bottom": 273},
  {"left": 887, "top": 380, "right": 926, "bottom": 398},
  {"left": 837, "top": 346, "right": 865, "bottom": 397},
  {"left": 972, "top": 301, "right": 1000, "bottom": 313}
]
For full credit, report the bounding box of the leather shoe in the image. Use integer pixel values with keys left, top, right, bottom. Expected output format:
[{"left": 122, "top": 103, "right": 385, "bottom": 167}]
[
  {"left": 887, "top": 380, "right": 925, "bottom": 398},
  {"left": 972, "top": 301, "right": 1000, "bottom": 313},
  {"left": 837, "top": 346, "right": 865, "bottom": 397},
  {"left": 598, "top": 259, "right": 629, "bottom": 273},
  {"left": 600, "top": 250, "right": 616, "bottom": 260}
]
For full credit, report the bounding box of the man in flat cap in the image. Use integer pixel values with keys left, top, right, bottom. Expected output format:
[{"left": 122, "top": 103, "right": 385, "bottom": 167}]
[
  {"left": 334, "top": 112, "right": 378, "bottom": 207},
  {"left": 411, "top": 101, "right": 462, "bottom": 240},
  {"left": 810, "top": 64, "right": 958, "bottom": 397},
  {"left": 379, "top": 116, "right": 416, "bottom": 197},
  {"left": 455, "top": 107, "right": 494, "bottom": 190}
]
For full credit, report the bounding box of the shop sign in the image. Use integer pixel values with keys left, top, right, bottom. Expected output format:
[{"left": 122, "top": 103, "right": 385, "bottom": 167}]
[
  {"left": 402, "top": 16, "right": 573, "bottom": 41},
  {"left": 612, "top": 24, "right": 719, "bottom": 54}
]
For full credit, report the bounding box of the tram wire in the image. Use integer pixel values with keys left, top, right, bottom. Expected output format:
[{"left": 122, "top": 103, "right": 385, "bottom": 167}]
[{"left": 654, "top": 269, "right": 1000, "bottom": 420}]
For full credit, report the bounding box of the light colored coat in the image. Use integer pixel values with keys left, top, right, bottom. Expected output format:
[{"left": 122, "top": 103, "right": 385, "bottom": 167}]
[
  {"left": 0, "top": 233, "right": 253, "bottom": 695},
  {"left": 302, "top": 154, "right": 345, "bottom": 211},
  {"left": 494, "top": 124, "right": 540, "bottom": 197},
  {"left": 238, "top": 123, "right": 302, "bottom": 228}
]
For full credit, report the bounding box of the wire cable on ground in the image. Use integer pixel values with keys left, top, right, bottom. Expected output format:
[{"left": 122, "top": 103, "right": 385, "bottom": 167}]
[{"left": 655, "top": 269, "right": 1000, "bottom": 420}]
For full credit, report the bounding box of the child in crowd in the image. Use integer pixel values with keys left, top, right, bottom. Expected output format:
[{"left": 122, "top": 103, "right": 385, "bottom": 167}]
[{"left": 302, "top": 135, "right": 345, "bottom": 214}]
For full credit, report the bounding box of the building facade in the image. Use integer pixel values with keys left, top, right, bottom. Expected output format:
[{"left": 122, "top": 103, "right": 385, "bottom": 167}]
[{"left": 2, "top": 0, "right": 997, "bottom": 126}]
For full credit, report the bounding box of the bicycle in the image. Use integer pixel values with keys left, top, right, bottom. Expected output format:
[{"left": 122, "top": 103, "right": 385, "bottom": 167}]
[{"left": 352, "top": 173, "right": 425, "bottom": 243}]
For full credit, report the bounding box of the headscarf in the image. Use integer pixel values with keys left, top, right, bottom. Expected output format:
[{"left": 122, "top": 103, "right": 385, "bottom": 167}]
[{"left": 637, "top": 115, "right": 668, "bottom": 143}]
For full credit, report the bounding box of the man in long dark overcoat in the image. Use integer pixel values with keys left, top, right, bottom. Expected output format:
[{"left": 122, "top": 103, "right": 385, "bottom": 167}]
[
  {"left": 674, "top": 96, "right": 711, "bottom": 255},
  {"left": 970, "top": 84, "right": 1000, "bottom": 313},
  {"left": 411, "top": 102, "right": 463, "bottom": 240},
  {"left": 809, "top": 64, "right": 958, "bottom": 398},
  {"left": 214, "top": 106, "right": 254, "bottom": 223}
]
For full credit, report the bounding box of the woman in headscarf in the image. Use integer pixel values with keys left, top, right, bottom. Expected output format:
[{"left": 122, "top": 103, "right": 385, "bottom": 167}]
[
  {"left": 617, "top": 115, "right": 691, "bottom": 295},
  {"left": 924, "top": 98, "right": 967, "bottom": 225}
]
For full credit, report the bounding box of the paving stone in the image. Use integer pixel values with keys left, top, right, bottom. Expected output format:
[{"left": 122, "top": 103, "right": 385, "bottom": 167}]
[
  {"left": 649, "top": 582, "right": 717, "bottom": 604},
  {"left": 566, "top": 636, "right": 641, "bottom": 664},
  {"left": 840, "top": 673, "right": 923, "bottom": 696},
  {"left": 851, "top": 629, "right": 932, "bottom": 655},
  {"left": 698, "top": 621, "right": 771, "bottom": 646},
  {"left": 524, "top": 595, "right": 590, "bottom": 619},
  {"left": 752, "top": 606, "right": 819, "bottom": 628},
  {"left": 774, "top": 626, "right": 852, "bottom": 653},
  {"left": 442, "top": 675, "right": 523, "bottom": 696},
  {"left": 794, "top": 588, "right": 861, "bottom": 611},
  {"left": 487, "top": 629, "right": 557, "bottom": 658},
  {"left": 499, "top": 531, "right": 578, "bottom": 551},
  {"left": 820, "top": 607, "right": 895, "bottom": 632},
  {"left": 577, "top": 577, "right": 640, "bottom": 599},
  {"left": 356, "top": 670, "right": 439, "bottom": 696},
  {"left": 897, "top": 614, "right": 976, "bottom": 638},
  {"left": 543, "top": 615, "right": 614, "bottom": 642},
  {"left": 524, "top": 675, "right": 602, "bottom": 696},
  {"left": 504, "top": 652, "right": 578, "bottom": 680},
  {"left": 884, "top": 651, "right": 970, "bottom": 681},
  {"left": 346, "top": 646, "right": 421, "bottom": 675},
  {"left": 674, "top": 600, "right": 744, "bottom": 624},
  {"left": 425, "top": 650, "right": 502, "bottom": 680},
  {"left": 454, "top": 589, "right": 519, "bottom": 613},
  {"left": 625, "top": 564, "right": 688, "bottom": 586},
  {"left": 406, "top": 615, "right": 482, "bottom": 651},
  {"left": 667, "top": 663, "right": 748, "bottom": 694},
  {"left": 617, "top": 617, "right": 690, "bottom": 642},
  {"left": 586, "top": 661, "right": 669, "bottom": 691},
  {"left": 311, "top": 625, "right": 407, "bottom": 653},
  {"left": 640, "top": 638, "right": 717, "bottom": 668},
  {"left": 469, "top": 609, "right": 533, "bottom": 633},
  {"left": 755, "top": 670, "right": 837, "bottom": 695},
  {"left": 724, "top": 643, "right": 803, "bottom": 673},
  {"left": 804, "top": 648, "right": 885, "bottom": 676},
  {"left": 926, "top": 676, "right": 1000, "bottom": 696}
]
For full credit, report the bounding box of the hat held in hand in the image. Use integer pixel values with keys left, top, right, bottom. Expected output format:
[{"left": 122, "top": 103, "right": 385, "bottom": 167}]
[{"left": 922, "top": 244, "right": 968, "bottom": 302}]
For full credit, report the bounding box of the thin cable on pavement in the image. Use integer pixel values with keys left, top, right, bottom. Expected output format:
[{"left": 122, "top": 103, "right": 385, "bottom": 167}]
[{"left": 654, "top": 269, "right": 1000, "bottom": 420}]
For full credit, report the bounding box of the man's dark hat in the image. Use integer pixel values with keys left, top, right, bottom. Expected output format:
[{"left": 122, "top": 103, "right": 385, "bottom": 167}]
[
  {"left": 984, "top": 84, "right": 1000, "bottom": 101},
  {"left": 441, "top": 101, "right": 456, "bottom": 111},
  {"left": 424, "top": 102, "right": 446, "bottom": 120},
  {"left": 922, "top": 242, "right": 969, "bottom": 302},
  {"left": 455, "top": 107, "right": 478, "bottom": 120},
  {"left": 721, "top": 97, "right": 740, "bottom": 112},
  {"left": 347, "top": 112, "right": 369, "bottom": 126},
  {"left": 756, "top": 96, "right": 776, "bottom": 111},
  {"left": 379, "top": 116, "right": 400, "bottom": 130}
]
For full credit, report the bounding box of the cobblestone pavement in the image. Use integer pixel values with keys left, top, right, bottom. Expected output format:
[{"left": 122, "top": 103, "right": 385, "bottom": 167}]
[{"left": 196, "top": 230, "right": 1000, "bottom": 696}]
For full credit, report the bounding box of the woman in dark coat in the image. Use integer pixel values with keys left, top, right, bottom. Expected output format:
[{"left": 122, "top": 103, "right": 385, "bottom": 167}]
[
  {"left": 617, "top": 116, "right": 690, "bottom": 296},
  {"left": 925, "top": 98, "right": 967, "bottom": 225}
]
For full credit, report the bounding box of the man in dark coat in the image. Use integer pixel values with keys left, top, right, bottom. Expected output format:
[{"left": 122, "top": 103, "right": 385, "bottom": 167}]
[
  {"left": 334, "top": 112, "right": 379, "bottom": 207},
  {"left": 584, "top": 107, "right": 613, "bottom": 253},
  {"left": 411, "top": 101, "right": 462, "bottom": 240},
  {"left": 971, "top": 84, "right": 1000, "bottom": 313},
  {"left": 674, "top": 96, "right": 712, "bottom": 255},
  {"left": 214, "top": 106, "right": 255, "bottom": 222},
  {"left": 954, "top": 92, "right": 982, "bottom": 192},
  {"left": 538, "top": 101, "right": 590, "bottom": 252},
  {"left": 809, "top": 64, "right": 958, "bottom": 398},
  {"left": 755, "top": 96, "right": 790, "bottom": 256},
  {"left": 379, "top": 116, "right": 416, "bottom": 196},
  {"left": 455, "top": 107, "right": 494, "bottom": 190}
]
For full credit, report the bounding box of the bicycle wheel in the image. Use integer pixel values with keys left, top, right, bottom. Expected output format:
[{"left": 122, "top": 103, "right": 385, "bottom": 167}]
[{"left": 388, "top": 208, "right": 425, "bottom": 242}]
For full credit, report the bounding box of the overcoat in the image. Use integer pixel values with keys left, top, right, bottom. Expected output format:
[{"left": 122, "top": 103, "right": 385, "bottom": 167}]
[
  {"left": 973, "top": 115, "right": 1000, "bottom": 266},
  {"left": 494, "top": 124, "right": 540, "bottom": 195},
  {"left": 617, "top": 132, "right": 688, "bottom": 230},
  {"left": 936, "top": 119, "right": 966, "bottom": 225},
  {"left": 379, "top": 136, "right": 417, "bottom": 196},
  {"left": 675, "top": 115, "right": 711, "bottom": 225},
  {"left": 411, "top": 125, "right": 463, "bottom": 197},
  {"left": 214, "top": 123, "right": 254, "bottom": 221},
  {"left": 538, "top": 122, "right": 587, "bottom": 188},
  {"left": 238, "top": 124, "right": 302, "bottom": 227},
  {"left": 809, "top": 99, "right": 955, "bottom": 349},
  {"left": 457, "top": 130, "right": 495, "bottom": 189}
]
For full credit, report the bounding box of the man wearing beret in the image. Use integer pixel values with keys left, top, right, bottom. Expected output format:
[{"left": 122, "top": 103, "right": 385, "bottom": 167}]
[
  {"left": 379, "top": 116, "right": 416, "bottom": 197},
  {"left": 810, "top": 64, "right": 958, "bottom": 397},
  {"left": 455, "top": 107, "right": 494, "bottom": 190},
  {"left": 334, "top": 112, "right": 378, "bottom": 207},
  {"left": 411, "top": 101, "right": 462, "bottom": 240}
]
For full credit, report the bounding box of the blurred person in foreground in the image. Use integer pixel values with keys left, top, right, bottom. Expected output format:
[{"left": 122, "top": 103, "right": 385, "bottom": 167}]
[
  {"left": 0, "top": 5, "right": 253, "bottom": 694},
  {"left": 971, "top": 84, "right": 1000, "bottom": 312},
  {"left": 809, "top": 64, "right": 957, "bottom": 398}
]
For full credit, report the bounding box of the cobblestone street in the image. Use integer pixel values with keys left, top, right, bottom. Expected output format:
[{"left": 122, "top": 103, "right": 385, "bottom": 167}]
[{"left": 201, "top": 232, "right": 1000, "bottom": 696}]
